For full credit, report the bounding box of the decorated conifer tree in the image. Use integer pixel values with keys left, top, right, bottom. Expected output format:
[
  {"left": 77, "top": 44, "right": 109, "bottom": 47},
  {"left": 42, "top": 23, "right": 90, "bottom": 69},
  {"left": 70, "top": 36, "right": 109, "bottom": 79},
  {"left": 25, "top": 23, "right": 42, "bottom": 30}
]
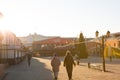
[{"left": 77, "top": 32, "right": 88, "bottom": 59}]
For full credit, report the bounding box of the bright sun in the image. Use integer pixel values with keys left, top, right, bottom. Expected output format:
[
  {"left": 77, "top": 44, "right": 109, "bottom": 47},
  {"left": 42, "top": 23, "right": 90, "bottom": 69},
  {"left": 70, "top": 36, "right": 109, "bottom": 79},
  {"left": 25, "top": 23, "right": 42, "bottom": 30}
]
[{"left": 0, "top": 11, "right": 27, "bottom": 36}]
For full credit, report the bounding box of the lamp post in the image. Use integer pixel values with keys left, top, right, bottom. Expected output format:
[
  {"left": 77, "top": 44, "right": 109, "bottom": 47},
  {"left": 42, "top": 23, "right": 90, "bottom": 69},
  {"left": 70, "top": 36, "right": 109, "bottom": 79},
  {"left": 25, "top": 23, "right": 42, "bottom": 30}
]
[
  {"left": 95, "top": 31, "right": 99, "bottom": 56},
  {"left": 102, "top": 35, "right": 106, "bottom": 72},
  {"left": 103, "top": 31, "right": 111, "bottom": 72},
  {"left": 95, "top": 30, "right": 110, "bottom": 72}
]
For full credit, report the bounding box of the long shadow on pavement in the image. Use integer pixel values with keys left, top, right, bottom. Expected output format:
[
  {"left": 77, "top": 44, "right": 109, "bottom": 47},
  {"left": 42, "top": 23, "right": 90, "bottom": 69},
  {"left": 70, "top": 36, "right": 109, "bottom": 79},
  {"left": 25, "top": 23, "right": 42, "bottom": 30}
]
[{"left": 4, "top": 57, "right": 54, "bottom": 80}]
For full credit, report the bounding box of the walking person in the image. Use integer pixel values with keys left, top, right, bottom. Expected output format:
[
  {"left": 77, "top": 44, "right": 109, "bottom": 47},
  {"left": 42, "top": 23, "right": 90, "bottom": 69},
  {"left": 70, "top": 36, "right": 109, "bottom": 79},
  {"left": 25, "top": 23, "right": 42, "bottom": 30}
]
[
  {"left": 74, "top": 54, "right": 79, "bottom": 65},
  {"left": 63, "top": 50, "right": 76, "bottom": 80},
  {"left": 51, "top": 53, "right": 61, "bottom": 80},
  {"left": 27, "top": 52, "right": 32, "bottom": 67}
]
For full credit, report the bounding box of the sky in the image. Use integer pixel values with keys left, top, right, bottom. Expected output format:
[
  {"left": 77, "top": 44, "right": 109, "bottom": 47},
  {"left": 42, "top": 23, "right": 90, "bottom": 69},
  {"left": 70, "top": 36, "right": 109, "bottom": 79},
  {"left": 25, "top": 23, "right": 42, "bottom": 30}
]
[{"left": 0, "top": 0, "right": 120, "bottom": 38}]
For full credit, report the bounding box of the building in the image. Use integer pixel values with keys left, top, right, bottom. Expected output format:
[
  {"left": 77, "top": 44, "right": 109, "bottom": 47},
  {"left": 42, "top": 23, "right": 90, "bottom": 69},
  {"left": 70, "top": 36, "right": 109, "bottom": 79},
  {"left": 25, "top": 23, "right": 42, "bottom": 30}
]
[
  {"left": 85, "top": 40, "right": 101, "bottom": 56},
  {"left": 106, "top": 33, "right": 120, "bottom": 49},
  {"left": 0, "top": 31, "right": 25, "bottom": 65},
  {"left": 91, "top": 32, "right": 120, "bottom": 57},
  {"left": 32, "top": 37, "right": 76, "bottom": 56}
]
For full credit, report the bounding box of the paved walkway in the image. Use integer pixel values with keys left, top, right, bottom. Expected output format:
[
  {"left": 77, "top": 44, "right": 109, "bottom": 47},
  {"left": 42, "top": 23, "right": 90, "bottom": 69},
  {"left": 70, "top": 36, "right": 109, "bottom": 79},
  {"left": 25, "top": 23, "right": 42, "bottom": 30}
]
[
  {"left": 4, "top": 57, "right": 53, "bottom": 80},
  {"left": 3, "top": 57, "right": 120, "bottom": 80}
]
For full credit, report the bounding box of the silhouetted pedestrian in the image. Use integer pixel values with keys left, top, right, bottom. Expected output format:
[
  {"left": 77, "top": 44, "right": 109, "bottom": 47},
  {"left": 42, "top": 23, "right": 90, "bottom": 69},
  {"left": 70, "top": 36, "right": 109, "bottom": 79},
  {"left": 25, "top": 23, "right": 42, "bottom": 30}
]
[
  {"left": 27, "top": 53, "right": 32, "bottom": 66},
  {"left": 64, "top": 50, "right": 76, "bottom": 80},
  {"left": 51, "top": 53, "right": 61, "bottom": 80}
]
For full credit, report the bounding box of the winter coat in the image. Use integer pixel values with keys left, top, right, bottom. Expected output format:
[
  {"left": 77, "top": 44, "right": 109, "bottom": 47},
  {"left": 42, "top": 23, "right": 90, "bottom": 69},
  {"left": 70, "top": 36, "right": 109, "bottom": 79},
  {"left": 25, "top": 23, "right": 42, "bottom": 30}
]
[
  {"left": 51, "top": 56, "right": 61, "bottom": 72},
  {"left": 64, "top": 55, "right": 75, "bottom": 68}
]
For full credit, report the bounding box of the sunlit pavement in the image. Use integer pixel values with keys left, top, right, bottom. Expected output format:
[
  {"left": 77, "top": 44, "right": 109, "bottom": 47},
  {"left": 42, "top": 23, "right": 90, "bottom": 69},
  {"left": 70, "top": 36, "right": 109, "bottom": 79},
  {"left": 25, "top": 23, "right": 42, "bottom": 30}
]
[{"left": 3, "top": 57, "right": 120, "bottom": 80}]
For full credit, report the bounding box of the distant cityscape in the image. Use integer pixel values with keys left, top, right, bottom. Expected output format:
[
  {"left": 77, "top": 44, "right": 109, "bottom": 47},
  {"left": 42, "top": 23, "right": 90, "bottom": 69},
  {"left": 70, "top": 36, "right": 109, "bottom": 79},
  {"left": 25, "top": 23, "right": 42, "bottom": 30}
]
[{"left": 0, "top": 31, "right": 120, "bottom": 64}]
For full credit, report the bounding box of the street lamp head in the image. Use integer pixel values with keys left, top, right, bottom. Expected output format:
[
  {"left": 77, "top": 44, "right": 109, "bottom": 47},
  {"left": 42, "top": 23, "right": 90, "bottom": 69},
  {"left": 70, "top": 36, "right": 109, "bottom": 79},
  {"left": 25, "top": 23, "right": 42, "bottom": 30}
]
[
  {"left": 106, "top": 31, "right": 110, "bottom": 37},
  {"left": 95, "top": 30, "right": 99, "bottom": 38}
]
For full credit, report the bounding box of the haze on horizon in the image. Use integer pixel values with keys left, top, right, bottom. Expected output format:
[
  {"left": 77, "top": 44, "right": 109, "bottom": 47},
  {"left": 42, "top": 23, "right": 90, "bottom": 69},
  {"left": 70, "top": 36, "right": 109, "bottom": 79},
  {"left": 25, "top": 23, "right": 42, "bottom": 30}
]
[{"left": 0, "top": 0, "right": 120, "bottom": 38}]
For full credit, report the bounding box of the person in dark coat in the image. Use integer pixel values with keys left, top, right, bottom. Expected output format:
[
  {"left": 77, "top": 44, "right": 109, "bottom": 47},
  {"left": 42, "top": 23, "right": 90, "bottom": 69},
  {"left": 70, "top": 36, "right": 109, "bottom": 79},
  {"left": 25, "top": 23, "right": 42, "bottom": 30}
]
[
  {"left": 27, "top": 53, "right": 32, "bottom": 66},
  {"left": 63, "top": 50, "right": 76, "bottom": 80}
]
